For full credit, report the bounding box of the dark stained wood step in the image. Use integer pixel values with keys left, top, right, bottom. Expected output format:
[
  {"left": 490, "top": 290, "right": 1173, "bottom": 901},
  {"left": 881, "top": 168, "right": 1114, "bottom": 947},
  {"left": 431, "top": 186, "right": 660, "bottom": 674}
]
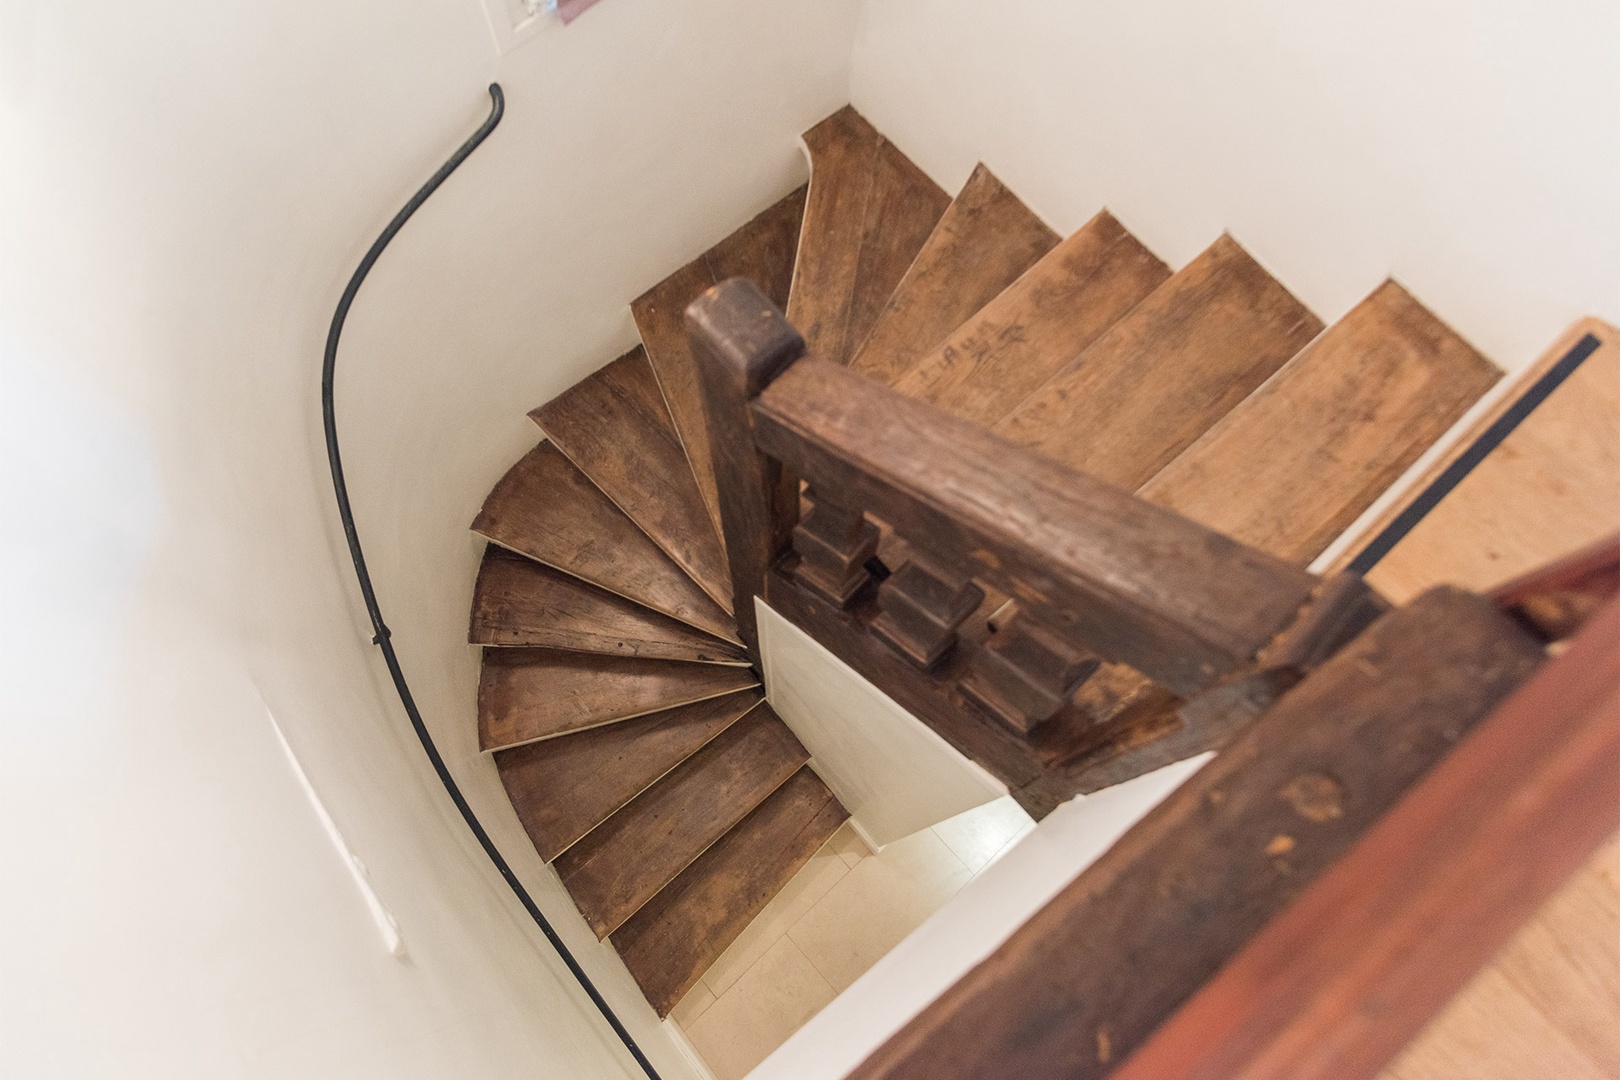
[
  {"left": 477, "top": 649, "right": 758, "bottom": 751},
  {"left": 633, "top": 187, "right": 807, "bottom": 543},
  {"left": 787, "top": 106, "right": 950, "bottom": 367},
  {"left": 470, "top": 545, "right": 748, "bottom": 665},
  {"left": 894, "top": 210, "right": 1169, "bottom": 427},
  {"left": 531, "top": 347, "right": 733, "bottom": 613},
  {"left": 554, "top": 703, "right": 810, "bottom": 937},
  {"left": 996, "top": 233, "right": 1325, "bottom": 490},
  {"left": 495, "top": 690, "right": 765, "bottom": 861},
  {"left": 472, "top": 441, "right": 739, "bottom": 644},
  {"left": 613, "top": 765, "right": 848, "bottom": 1015},
  {"left": 848, "top": 164, "right": 1059, "bottom": 386},
  {"left": 1140, "top": 279, "right": 1500, "bottom": 564}
]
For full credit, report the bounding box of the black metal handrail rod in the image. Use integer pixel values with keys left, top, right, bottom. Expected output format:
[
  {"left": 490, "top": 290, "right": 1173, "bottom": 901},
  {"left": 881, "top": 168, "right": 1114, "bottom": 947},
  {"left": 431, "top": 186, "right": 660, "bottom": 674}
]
[{"left": 320, "top": 83, "right": 662, "bottom": 1080}]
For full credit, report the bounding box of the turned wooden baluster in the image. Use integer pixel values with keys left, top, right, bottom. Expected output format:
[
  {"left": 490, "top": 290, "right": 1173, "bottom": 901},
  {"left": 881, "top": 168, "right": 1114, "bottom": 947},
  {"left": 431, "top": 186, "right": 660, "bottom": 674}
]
[
  {"left": 872, "top": 551, "right": 984, "bottom": 668},
  {"left": 792, "top": 487, "right": 880, "bottom": 606},
  {"left": 960, "top": 611, "right": 1102, "bottom": 733}
]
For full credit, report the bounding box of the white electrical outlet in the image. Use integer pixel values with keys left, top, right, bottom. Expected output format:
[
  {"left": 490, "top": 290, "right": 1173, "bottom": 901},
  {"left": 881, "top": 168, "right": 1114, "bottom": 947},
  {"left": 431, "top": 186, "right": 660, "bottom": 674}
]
[{"left": 480, "top": 0, "right": 553, "bottom": 55}]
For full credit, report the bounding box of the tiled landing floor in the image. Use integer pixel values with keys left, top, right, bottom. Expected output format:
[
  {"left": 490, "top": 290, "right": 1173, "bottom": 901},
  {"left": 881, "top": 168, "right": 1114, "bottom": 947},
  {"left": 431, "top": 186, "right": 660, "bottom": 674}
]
[{"left": 670, "top": 795, "right": 1036, "bottom": 1079}]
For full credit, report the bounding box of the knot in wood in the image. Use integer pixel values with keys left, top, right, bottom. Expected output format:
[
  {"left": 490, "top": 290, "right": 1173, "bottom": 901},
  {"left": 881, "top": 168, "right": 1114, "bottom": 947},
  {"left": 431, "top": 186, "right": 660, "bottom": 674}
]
[{"left": 1278, "top": 771, "right": 1346, "bottom": 823}]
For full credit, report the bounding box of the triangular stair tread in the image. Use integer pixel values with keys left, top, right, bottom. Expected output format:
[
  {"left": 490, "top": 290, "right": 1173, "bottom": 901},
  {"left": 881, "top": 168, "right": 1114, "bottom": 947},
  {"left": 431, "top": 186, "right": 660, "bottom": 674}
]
[
  {"left": 531, "top": 346, "right": 733, "bottom": 614},
  {"left": 478, "top": 648, "right": 759, "bottom": 752},
  {"left": 472, "top": 441, "right": 739, "bottom": 644},
  {"left": 894, "top": 209, "right": 1169, "bottom": 427},
  {"left": 633, "top": 186, "right": 807, "bottom": 544},
  {"left": 787, "top": 106, "right": 951, "bottom": 366},
  {"left": 849, "top": 163, "right": 1059, "bottom": 386},
  {"left": 1140, "top": 279, "right": 1500, "bottom": 564},
  {"left": 996, "top": 233, "right": 1326, "bottom": 490},
  {"left": 612, "top": 766, "right": 848, "bottom": 1016},
  {"left": 470, "top": 545, "right": 747, "bottom": 665},
  {"left": 554, "top": 703, "right": 810, "bottom": 938},
  {"left": 495, "top": 690, "right": 765, "bottom": 862}
]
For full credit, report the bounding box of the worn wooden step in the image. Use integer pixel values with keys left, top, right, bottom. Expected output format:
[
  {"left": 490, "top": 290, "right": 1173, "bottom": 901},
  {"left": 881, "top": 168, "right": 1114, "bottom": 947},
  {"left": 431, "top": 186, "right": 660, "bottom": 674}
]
[
  {"left": 613, "top": 765, "right": 848, "bottom": 1015},
  {"left": 495, "top": 690, "right": 764, "bottom": 861},
  {"left": 478, "top": 648, "right": 758, "bottom": 752},
  {"left": 787, "top": 106, "right": 951, "bottom": 367},
  {"left": 848, "top": 164, "right": 1059, "bottom": 386},
  {"left": 553, "top": 703, "right": 810, "bottom": 937},
  {"left": 633, "top": 186, "right": 807, "bottom": 542},
  {"left": 997, "top": 233, "right": 1324, "bottom": 489},
  {"left": 472, "top": 441, "right": 738, "bottom": 644},
  {"left": 1140, "top": 280, "right": 1500, "bottom": 564},
  {"left": 531, "top": 346, "right": 733, "bottom": 613},
  {"left": 469, "top": 545, "right": 748, "bottom": 665},
  {"left": 894, "top": 210, "right": 1169, "bottom": 427}
]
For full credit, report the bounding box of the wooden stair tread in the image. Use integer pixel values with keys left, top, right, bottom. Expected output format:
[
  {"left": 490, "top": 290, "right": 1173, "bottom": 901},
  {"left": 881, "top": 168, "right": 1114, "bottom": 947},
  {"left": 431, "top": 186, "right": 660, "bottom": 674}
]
[
  {"left": 554, "top": 703, "right": 810, "bottom": 938},
  {"left": 633, "top": 186, "right": 807, "bottom": 544},
  {"left": 531, "top": 346, "right": 733, "bottom": 613},
  {"left": 495, "top": 690, "right": 765, "bottom": 861},
  {"left": 894, "top": 210, "right": 1169, "bottom": 427},
  {"left": 477, "top": 648, "right": 758, "bottom": 751},
  {"left": 787, "top": 106, "right": 951, "bottom": 367},
  {"left": 996, "top": 233, "right": 1325, "bottom": 490},
  {"left": 613, "top": 766, "right": 848, "bottom": 1015},
  {"left": 472, "top": 441, "right": 738, "bottom": 644},
  {"left": 1140, "top": 279, "right": 1500, "bottom": 564},
  {"left": 849, "top": 163, "right": 1059, "bottom": 386},
  {"left": 470, "top": 545, "right": 747, "bottom": 665}
]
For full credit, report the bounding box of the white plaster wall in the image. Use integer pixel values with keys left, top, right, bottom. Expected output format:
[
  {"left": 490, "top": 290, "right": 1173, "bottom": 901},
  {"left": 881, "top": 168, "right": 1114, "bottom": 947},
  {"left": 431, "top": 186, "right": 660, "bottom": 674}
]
[
  {"left": 0, "top": 1, "right": 858, "bottom": 1076},
  {"left": 850, "top": 0, "right": 1620, "bottom": 372}
]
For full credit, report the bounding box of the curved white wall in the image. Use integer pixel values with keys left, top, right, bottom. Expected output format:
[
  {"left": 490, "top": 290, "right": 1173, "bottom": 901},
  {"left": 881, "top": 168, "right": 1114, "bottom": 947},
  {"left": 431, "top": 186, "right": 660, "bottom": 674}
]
[
  {"left": 850, "top": 0, "right": 1620, "bottom": 371},
  {"left": 0, "top": 0, "right": 856, "bottom": 1076}
]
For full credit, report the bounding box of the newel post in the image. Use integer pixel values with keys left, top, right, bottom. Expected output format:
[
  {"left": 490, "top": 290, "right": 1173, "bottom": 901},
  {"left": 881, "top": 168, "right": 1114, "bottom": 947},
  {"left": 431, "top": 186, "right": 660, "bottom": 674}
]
[{"left": 687, "top": 278, "right": 806, "bottom": 663}]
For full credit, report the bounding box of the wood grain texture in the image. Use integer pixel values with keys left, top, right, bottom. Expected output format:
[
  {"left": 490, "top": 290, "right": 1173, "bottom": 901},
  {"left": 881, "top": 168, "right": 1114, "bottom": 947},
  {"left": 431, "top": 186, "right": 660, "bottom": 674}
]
[
  {"left": 477, "top": 648, "right": 758, "bottom": 752},
  {"left": 996, "top": 234, "right": 1324, "bottom": 490},
  {"left": 470, "top": 545, "right": 747, "bottom": 664},
  {"left": 1111, "top": 594, "right": 1619, "bottom": 1080},
  {"left": 472, "top": 441, "right": 738, "bottom": 643},
  {"left": 633, "top": 186, "right": 807, "bottom": 542},
  {"left": 848, "top": 164, "right": 1059, "bottom": 386},
  {"left": 531, "top": 346, "right": 733, "bottom": 613},
  {"left": 1359, "top": 318, "right": 1620, "bottom": 603},
  {"left": 494, "top": 690, "right": 764, "bottom": 861},
  {"left": 612, "top": 765, "right": 847, "bottom": 1015},
  {"left": 894, "top": 210, "right": 1169, "bottom": 427},
  {"left": 1140, "top": 280, "right": 1499, "bottom": 564},
  {"left": 849, "top": 587, "right": 1544, "bottom": 1080},
  {"left": 787, "top": 106, "right": 950, "bottom": 367},
  {"left": 554, "top": 703, "right": 810, "bottom": 937}
]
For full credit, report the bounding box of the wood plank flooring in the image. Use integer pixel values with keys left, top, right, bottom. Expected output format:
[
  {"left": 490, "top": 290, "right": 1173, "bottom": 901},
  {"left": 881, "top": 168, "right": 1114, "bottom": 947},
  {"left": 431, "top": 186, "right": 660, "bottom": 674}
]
[
  {"left": 478, "top": 648, "right": 758, "bottom": 751},
  {"left": 531, "top": 346, "right": 733, "bottom": 612},
  {"left": 495, "top": 690, "right": 764, "bottom": 861},
  {"left": 471, "top": 545, "right": 747, "bottom": 664},
  {"left": 613, "top": 765, "right": 847, "bottom": 1015},
  {"left": 554, "top": 704, "right": 810, "bottom": 937},
  {"left": 633, "top": 187, "right": 807, "bottom": 542},
  {"left": 996, "top": 234, "right": 1324, "bottom": 489},
  {"left": 472, "top": 441, "right": 739, "bottom": 643},
  {"left": 1140, "top": 280, "right": 1500, "bottom": 564},
  {"left": 848, "top": 164, "right": 1057, "bottom": 386},
  {"left": 894, "top": 210, "right": 1169, "bottom": 427}
]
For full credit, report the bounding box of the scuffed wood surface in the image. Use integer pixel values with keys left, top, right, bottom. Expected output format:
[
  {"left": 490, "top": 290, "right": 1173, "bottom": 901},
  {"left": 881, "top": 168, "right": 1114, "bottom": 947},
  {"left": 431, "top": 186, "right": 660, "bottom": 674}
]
[
  {"left": 531, "top": 346, "right": 733, "bottom": 612},
  {"left": 495, "top": 690, "right": 763, "bottom": 861},
  {"left": 477, "top": 648, "right": 758, "bottom": 751},
  {"left": 470, "top": 545, "right": 747, "bottom": 664},
  {"left": 554, "top": 703, "right": 810, "bottom": 937},
  {"left": 997, "top": 233, "right": 1323, "bottom": 489},
  {"left": 472, "top": 441, "right": 738, "bottom": 643},
  {"left": 613, "top": 765, "right": 847, "bottom": 1015},
  {"left": 849, "top": 164, "right": 1058, "bottom": 386}
]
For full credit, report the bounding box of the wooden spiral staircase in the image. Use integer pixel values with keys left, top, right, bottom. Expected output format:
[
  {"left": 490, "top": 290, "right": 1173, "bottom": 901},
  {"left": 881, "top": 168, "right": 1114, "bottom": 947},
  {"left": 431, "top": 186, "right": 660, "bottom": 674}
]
[{"left": 465, "top": 104, "right": 1589, "bottom": 1030}]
